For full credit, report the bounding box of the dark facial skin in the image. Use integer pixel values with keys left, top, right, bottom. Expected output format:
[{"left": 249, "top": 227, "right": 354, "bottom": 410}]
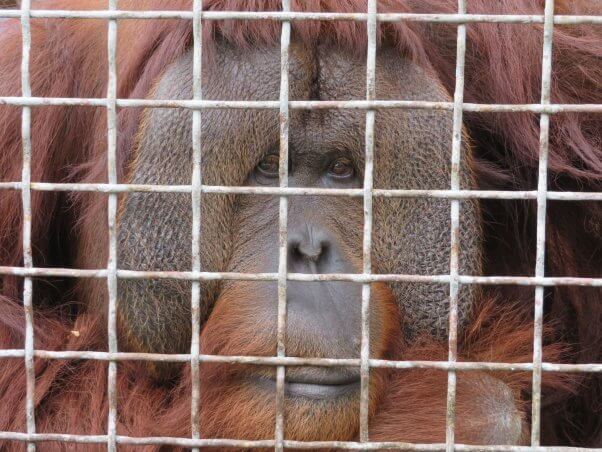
[
  {"left": 110, "top": 38, "right": 488, "bottom": 441},
  {"left": 115, "top": 41, "right": 483, "bottom": 431},
  {"left": 224, "top": 150, "right": 369, "bottom": 399}
]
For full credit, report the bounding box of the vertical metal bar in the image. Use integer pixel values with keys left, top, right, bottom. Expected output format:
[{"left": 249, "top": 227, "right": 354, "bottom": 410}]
[
  {"left": 531, "top": 0, "right": 555, "bottom": 446},
  {"left": 106, "top": 1, "right": 118, "bottom": 451},
  {"left": 359, "top": 0, "right": 377, "bottom": 443},
  {"left": 446, "top": 1, "right": 467, "bottom": 450},
  {"left": 19, "top": 0, "right": 35, "bottom": 451},
  {"left": 275, "top": 0, "right": 291, "bottom": 450},
  {"left": 190, "top": 1, "right": 203, "bottom": 450}
]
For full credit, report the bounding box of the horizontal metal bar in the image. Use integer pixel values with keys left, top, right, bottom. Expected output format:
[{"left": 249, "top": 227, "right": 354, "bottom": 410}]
[
  {"left": 0, "top": 266, "right": 599, "bottom": 286},
  {"left": 456, "top": 275, "right": 602, "bottom": 287},
  {"left": 0, "top": 432, "right": 599, "bottom": 451},
  {"left": 1, "top": 97, "right": 601, "bottom": 113},
  {"left": 1, "top": 266, "right": 600, "bottom": 286},
  {"left": 373, "top": 360, "right": 602, "bottom": 373},
  {"left": 0, "top": 182, "right": 600, "bottom": 202},
  {"left": 287, "top": 443, "right": 601, "bottom": 451},
  {"left": 0, "top": 349, "right": 600, "bottom": 373},
  {"left": 0, "top": 9, "right": 600, "bottom": 25}
]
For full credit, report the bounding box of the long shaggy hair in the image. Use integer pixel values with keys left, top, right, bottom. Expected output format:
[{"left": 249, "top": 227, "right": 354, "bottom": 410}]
[{"left": 0, "top": 0, "right": 600, "bottom": 449}]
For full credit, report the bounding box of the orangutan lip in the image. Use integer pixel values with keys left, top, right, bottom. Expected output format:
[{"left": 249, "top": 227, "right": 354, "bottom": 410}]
[
  {"left": 253, "top": 369, "right": 361, "bottom": 399},
  {"left": 283, "top": 380, "right": 360, "bottom": 399}
]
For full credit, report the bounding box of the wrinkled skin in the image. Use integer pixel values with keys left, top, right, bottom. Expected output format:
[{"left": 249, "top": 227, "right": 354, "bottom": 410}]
[
  {"left": 117, "top": 42, "right": 482, "bottom": 356},
  {"left": 0, "top": 0, "right": 598, "bottom": 447},
  {"left": 107, "top": 42, "right": 511, "bottom": 443}
]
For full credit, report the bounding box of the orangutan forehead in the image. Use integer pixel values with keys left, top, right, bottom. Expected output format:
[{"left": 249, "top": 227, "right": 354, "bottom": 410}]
[
  {"left": 137, "top": 41, "right": 457, "bottom": 188},
  {"left": 145, "top": 43, "right": 451, "bottom": 158},
  {"left": 152, "top": 41, "right": 451, "bottom": 102}
]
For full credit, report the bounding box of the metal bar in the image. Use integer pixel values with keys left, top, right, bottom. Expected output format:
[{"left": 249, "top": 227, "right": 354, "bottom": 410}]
[
  {"left": 1, "top": 265, "right": 601, "bottom": 287},
  {"left": 189, "top": 0, "right": 203, "bottom": 449},
  {"left": 0, "top": 9, "right": 600, "bottom": 25},
  {"left": 531, "top": 0, "right": 555, "bottom": 446},
  {"left": 358, "top": 0, "right": 377, "bottom": 442},
  {"left": 445, "top": 0, "right": 467, "bottom": 448},
  {"left": 274, "top": 1, "right": 291, "bottom": 450},
  {"left": 105, "top": 1, "right": 119, "bottom": 451},
  {"left": 0, "top": 432, "right": 601, "bottom": 451},
  {"left": 2, "top": 96, "right": 602, "bottom": 113},
  {"left": 1, "top": 349, "right": 601, "bottom": 373},
  {"left": 1, "top": 182, "right": 601, "bottom": 202},
  {"left": 18, "top": 0, "right": 36, "bottom": 450}
]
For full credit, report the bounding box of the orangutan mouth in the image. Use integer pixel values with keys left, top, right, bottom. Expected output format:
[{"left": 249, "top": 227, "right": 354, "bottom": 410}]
[{"left": 255, "top": 368, "right": 361, "bottom": 399}]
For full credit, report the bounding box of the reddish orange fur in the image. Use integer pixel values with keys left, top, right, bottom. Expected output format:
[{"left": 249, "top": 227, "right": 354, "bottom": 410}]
[
  {"left": 197, "top": 282, "right": 399, "bottom": 442},
  {"left": 370, "top": 297, "right": 576, "bottom": 444},
  {"left": 0, "top": 0, "right": 600, "bottom": 449}
]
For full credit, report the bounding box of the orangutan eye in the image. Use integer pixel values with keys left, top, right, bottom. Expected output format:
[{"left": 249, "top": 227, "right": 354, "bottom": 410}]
[
  {"left": 256, "top": 154, "right": 279, "bottom": 177},
  {"left": 328, "top": 157, "right": 355, "bottom": 179}
]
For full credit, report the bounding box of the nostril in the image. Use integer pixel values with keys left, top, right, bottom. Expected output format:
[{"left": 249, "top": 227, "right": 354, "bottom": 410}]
[
  {"left": 288, "top": 232, "right": 331, "bottom": 264},
  {"left": 290, "top": 241, "right": 302, "bottom": 259},
  {"left": 319, "top": 241, "right": 329, "bottom": 258},
  {"left": 298, "top": 242, "right": 322, "bottom": 261}
]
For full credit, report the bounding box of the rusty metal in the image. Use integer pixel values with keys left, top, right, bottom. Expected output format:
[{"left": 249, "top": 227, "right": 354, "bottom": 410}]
[
  {"left": 18, "top": 1, "right": 35, "bottom": 451},
  {"left": 3, "top": 96, "right": 602, "bottom": 113},
  {"left": 358, "top": 0, "right": 377, "bottom": 442},
  {"left": 274, "top": 1, "right": 291, "bottom": 450},
  {"left": 0, "top": 431, "right": 599, "bottom": 451},
  {"left": 189, "top": 1, "right": 203, "bottom": 449},
  {"left": 105, "top": 1, "right": 119, "bottom": 451},
  {"left": 530, "top": 0, "right": 556, "bottom": 446},
  {"left": 0, "top": 8, "right": 601, "bottom": 25},
  {"left": 444, "top": 0, "right": 467, "bottom": 447},
  {"left": 1, "top": 266, "right": 602, "bottom": 287},
  {"left": 0, "top": 349, "right": 600, "bottom": 374}
]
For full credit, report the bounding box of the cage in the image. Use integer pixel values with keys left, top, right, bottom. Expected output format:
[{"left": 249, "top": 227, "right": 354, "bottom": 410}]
[{"left": 0, "top": 0, "right": 600, "bottom": 450}]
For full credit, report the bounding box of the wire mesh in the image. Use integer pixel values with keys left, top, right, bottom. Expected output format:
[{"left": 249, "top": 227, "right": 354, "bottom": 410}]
[{"left": 0, "top": 0, "right": 600, "bottom": 450}]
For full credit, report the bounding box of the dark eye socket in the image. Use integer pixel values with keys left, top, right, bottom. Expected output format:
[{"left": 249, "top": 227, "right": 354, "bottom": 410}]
[
  {"left": 256, "top": 154, "right": 279, "bottom": 177},
  {"left": 328, "top": 157, "right": 355, "bottom": 179}
]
